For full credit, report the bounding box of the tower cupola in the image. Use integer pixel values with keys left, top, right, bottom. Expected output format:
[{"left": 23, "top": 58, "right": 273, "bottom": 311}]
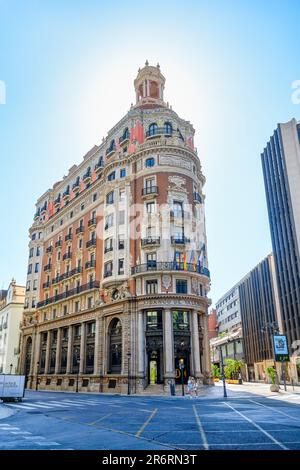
[{"left": 134, "top": 61, "right": 166, "bottom": 108}]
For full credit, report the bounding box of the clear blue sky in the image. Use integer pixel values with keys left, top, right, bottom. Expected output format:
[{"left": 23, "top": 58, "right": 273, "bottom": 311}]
[{"left": 0, "top": 0, "right": 299, "bottom": 305}]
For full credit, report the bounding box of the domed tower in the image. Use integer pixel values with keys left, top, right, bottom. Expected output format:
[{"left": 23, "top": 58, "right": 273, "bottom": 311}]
[{"left": 134, "top": 61, "right": 166, "bottom": 109}]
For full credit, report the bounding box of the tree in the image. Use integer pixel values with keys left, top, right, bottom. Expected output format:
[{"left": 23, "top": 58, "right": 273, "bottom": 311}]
[
  {"left": 212, "top": 364, "right": 220, "bottom": 379},
  {"left": 224, "top": 359, "right": 244, "bottom": 380}
]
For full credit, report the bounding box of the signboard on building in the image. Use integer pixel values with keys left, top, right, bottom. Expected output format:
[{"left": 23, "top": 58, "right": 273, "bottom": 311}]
[
  {"left": 273, "top": 335, "right": 289, "bottom": 362},
  {"left": 0, "top": 375, "right": 25, "bottom": 400}
]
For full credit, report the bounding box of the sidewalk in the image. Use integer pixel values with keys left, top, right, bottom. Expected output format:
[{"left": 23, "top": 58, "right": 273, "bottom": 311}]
[{"left": 215, "top": 380, "right": 300, "bottom": 398}]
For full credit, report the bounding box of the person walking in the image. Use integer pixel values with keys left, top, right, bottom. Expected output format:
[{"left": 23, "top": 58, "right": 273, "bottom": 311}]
[{"left": 187, "top": 377, "right": 193, "bottom": 398}]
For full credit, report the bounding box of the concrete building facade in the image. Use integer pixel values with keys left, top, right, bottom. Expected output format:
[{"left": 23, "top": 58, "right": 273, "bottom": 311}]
[
  {"left": 19, "top": 63, "right": 212, "bottom": 394},
  {"left": 0, "top": 280, "right": 25, "bottom": 374}
]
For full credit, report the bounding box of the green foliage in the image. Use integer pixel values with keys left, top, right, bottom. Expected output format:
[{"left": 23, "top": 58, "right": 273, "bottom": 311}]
[
  {"left": 212, "top": 364, "right": 220, "bottom": 378},
  {"left": 224, "top": 359, "right": 244, "bottom": 380},
  {"left": 266, "top": 366, "right": 277, "bottom": 385}
]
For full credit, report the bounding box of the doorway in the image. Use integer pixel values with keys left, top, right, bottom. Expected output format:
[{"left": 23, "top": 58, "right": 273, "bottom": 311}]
[
  {"left": 148, "top": 350, "right": 160, "bottom": 384},
  {"left": 175, "top": 352, "right": 190, "bottom": 384}
]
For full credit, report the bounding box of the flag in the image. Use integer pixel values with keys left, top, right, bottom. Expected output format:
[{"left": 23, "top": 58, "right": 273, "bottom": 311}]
[{"left": 183, "top": 252, "right": 187, "bottom": 271}]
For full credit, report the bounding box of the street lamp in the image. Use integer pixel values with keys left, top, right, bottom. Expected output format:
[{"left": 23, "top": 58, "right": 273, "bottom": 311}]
[
  {"left": 9, "top": 363, "right": 13, "bottom": 374},
  {"left": 76, "top": 358, "right": 80, "bottom": 393},
  {"left": 179, "top": 358, "right": 185, "bottom": 396},
  {"left": 219, "top": 346, "right": 227, "bottom": 398},
  {"left": 36, "top": 362, "right": 40, "bottom": 391},
  {"left": 127, "top": 352, "right": 131, "bottom": 395}
]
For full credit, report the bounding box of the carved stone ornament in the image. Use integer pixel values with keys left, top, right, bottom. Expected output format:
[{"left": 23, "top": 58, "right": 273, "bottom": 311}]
[
  {"left": 168, "top": 175, "right": 187, "bottom": 192},
  {"left": 162, "top": 274, "right": 172, "bottom": 290},
  {"left": 191, "top": 278, "right": 199, "bottom": 293}
]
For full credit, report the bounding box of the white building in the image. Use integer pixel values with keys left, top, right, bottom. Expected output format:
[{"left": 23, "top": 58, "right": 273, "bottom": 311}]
[
  {"left": 216, "top": 284, "right": 241, "bottom": 334},
  {"left": 0, "top": 280, "right": 25, "bottom": 374}
]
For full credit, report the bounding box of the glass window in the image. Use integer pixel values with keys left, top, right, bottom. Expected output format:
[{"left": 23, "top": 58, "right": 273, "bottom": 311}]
[
  {"left": 120, "top": 168, "right": 126, "bottom": 178},
  {"left": 172, "top": 310, "right": 189, "bottom": 330},
  {"left": 176, "top": 279, "right": 187, "bottom": 294},
  {"left": 148, "top": 123, "right": 157, "bottom": 136},
  {"left": 146, "top": 252, "right": 157, "bottom": 269},
  {"left": 118, "top": 258, "right": 124, "bottom": 275},
  {"left": 29, "top": 248, "right": 34, "bottom": 258},
  {"left": 146, "top": 280, "right": 158, "bottom": 294},
  {"left": 164, "top": 122, "right": 172, "bottom": 134},
  {"left": 119, "top": 210, "right": 125, "bottom": 225},
  {"left": 109, "top": 319, "right": 122, "bottom": 373},
  {"left": 35, "top": 263, "right": 39, "bottom": 273},
  {"left": 105, "top": 213, "right": 114, "bottom": 229},
  {"left": 145, "top": 157, "right": 155, "bottom": 168},
  {"left": 106, "top": 191, "right": 114, "bottom": 204},
  {"left": 146, "top": 310, "right": 162, "bottom": 330},
  {"left": 118, "top": 236, "right": 125, "bottom": 250},
  {"left": 146, "top": 201, "right": 155, "bottom": 214},
  {"left": 107, "top": 171, "right": 116, "bottom": 181},
  {"left": 104, "top": 261, "right": 113, "bottom": 277}
]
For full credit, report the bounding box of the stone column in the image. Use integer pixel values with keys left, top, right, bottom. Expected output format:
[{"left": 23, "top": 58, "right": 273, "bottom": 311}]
[
  {"left": 143, "top": 80, "right": 146, "bottom": 97},
  {"left": 66, "top": 326, "right": 73, "bottom": 374},
  {"left": 163, "top": 309, "right": 175, "bottom": 381},
  {"left": 33, "top": 332, "right": 41, "bottom": 375},
  {"left": 201, "top": 313, "right": 211, "bottom": 384},
  {"left": 191, "top": 310, "right": 202, "bottom": 378},
  {"left": 79, "top": 322, "right": 86, "bottom": 374},
  {"left": 138, "top": 311, "right": 145, "bottom": 376},
  {"left": 147, "top": 79, "right": 150, "bottom": 97},
  {"left": 55, "top": 328, "right": 62, "bottom": 374},
  {"left": 44, "top": 331, "right": 51, "bottom": 374},
  {"left": 94, "top": 317, "right": 101, "bottom": 375}
]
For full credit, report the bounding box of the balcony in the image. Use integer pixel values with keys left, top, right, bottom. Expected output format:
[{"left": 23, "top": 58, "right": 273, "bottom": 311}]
[
  {"left": 141, "top": 237, "right": 160, "bottom": 247},
  {"left": 141, "top": 186, "right": 159, "bottom": 197},
  {"left": 104, "top": 271, "right": 112, "bottom": 278},
  {"left": 54, "top": 196, "right": 61, "bottom": 207},
  {"left": 104, "top": 246, "right": 113, "bottom": 253},
  {"left": 55, "top": 240, "right": 62, "bottom": 248},
  {"left": 63, "top": 190, "right": 70, "bottom": 201},
  {"left": 171, "top": 236, "right": 190, "bottom": 245},
  {"left": 95, "top": 158, "right": 103, "bottom": 173},
  {"left": 46, "top": 246, "right": 53, "bottom": 253},
  {"left": 193, "top": 192, "right": 202, "bottom": 203},
  {"left": 37, "top": 281, "right": 100, "bottom": 308},
  {"left": 43, "top": 281, "right": 51, "bottom": 289},
  {"left": 65, "top": 233, "right": 73, "bottom": 242},
  {"left": 34, "top": 209, "right": 41, "bottom": 220},
  {"left": 106, "top": 145, "right": 116, "bottom": 158},
  {"left": 86, "top": 239, "right": 96, "bottom": 249},
  {"left": 85, "top": 260, "right": 96, "bottom": 269},
  {"left": 63, "top": 252, "right": 72, "bottom": 261},
  {"left": 76, "top": 226, "right": 84, "bottom": 235},
  {"left": 131, "top": 262, "right": 210, "bottom": 278},
  {"left": 119, "top": 133, "right": 130, "bottom": 146},
  {"left": 44, "top": 263, "right": 52, "bottom": 272},
  {"left": 88, "top": 217, "right": 97, "bottom": 228},
  {"left": 72, "top": 178, "right": 80, "bottom": 192},
  {"left": 145, "top": 127, "right": 173, "bottom": 139}
]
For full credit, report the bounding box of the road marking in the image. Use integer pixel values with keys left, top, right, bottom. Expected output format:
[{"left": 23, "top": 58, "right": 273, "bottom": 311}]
[
  {"left": 87, "top": 413, "right": 113, "bottom": 425},
  {"left": 248, "top": 399, "right": 300, "bottom": 421},
  {"left": 5, "top": 403, "right": 39, "bottom": 410},
  {"left": 0, "top": 426, "right": 20, "bottom": 431},
  {"left": 22, "top": 403, "right": 53, "bottom": 409},
  {"left": 223, "top": 402, "right": 288, "bottom": 450},
  {"left": 135, "top": 408, "right": 158, "bottom": 437},
  {"left": 138, "top": 409, "right": 153, "bottom": 413},
  {"left": 37, "top": 401, "right": 69, "bottom": 408},
  {"left": 193, "top": 405, "right": 209, "bottom": 450},
  {"left": 36, "top": 441, "right": 61, "bottom": 446},
  {"left": 61, "top": 401, "right": 85, "bottom": 407},
  {"left": 10, "top": 431, "right": 32, "bottom": 435}
]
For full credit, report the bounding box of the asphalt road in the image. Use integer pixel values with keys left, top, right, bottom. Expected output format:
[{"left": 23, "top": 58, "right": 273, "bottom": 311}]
[{"left": 1, "top": 387, "right": 300, "bottom": 450}]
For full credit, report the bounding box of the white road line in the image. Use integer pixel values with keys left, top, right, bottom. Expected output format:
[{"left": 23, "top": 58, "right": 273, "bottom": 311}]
[
  {"left": 61, "top": 401, "right": 85, "bottom": 406},
  {"left": 193, "top": 405, "right": 209, "bottom": 450},
  {"left": 138, "top": 409, "right": 153, "bottom": 413},
  {"left": 10, "top": 431, "right": 32, "bottom": 435},
  {"left": 23, "top": 435, "right": 46, "bottom": 440},
  {"left": 248, "top": 399, "right": 300, "bottom": 421},
  {"left": 0, "top": 427, "right": 20, "bottom": 431},
  {"left": 6, "top": 404, "right": 40, "bottom": 410},
  {"left": 223, "top": 402, "right": 288, "bottom": 450},
  {"left": 36, "top": 441, "right": 61, "bottom": 446},
  {"left": 48, "top": 401, "right": 73, "bottom": 407},
  {"left": 21, "top": 403, "right": 53, "bottom": 409}
]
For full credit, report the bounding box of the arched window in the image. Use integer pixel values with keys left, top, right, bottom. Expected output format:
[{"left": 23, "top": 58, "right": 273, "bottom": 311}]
[
  {"left": 108, "top": 318, "right": 122, "bottom": 374},
  {"left": 164, "top": 122, "right": 172, "bottom": 135},
  {"left": 145, "top": 157, "right": 155, "bottom": 168},
  {"left": 148, "top": 123, "right": 158, "bottom": 137}
]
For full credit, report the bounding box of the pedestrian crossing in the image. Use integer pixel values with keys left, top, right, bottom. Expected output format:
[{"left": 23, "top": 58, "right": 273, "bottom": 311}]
[{"left": 5, "top": 398, "right": 111, "bottom": 412}]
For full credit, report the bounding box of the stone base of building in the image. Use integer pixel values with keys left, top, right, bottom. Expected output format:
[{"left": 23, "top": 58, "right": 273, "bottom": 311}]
[
  {"left": 246, "top": 357, "right": 300, "bottom": 384},
  {"left": 25, "top": 372, "right": 214, "bottom": 394}
]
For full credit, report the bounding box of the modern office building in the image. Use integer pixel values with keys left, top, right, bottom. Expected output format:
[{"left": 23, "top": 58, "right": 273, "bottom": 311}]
[
  {"left": 261, "top": 119, "right": 300, "bottom": 380},
  {"left": 216, "top": 284, "right": 241, "bottom": 334},
  {"left": 19, "top": 62, "right": 212, "bottom": 394},
  {"left": 0, "top": 280, "right": 25, "bottom": 374}
]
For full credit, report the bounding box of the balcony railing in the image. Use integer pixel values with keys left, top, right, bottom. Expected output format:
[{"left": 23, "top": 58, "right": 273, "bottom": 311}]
[
  {"left": 83, "top": 171, "right": 91, "bottom": 182},
  {"left": 141, "top": 237, "right": 160, "bottom": 246},
  {"left": 170, "top": 236, "right": 190, "bottom": 245},
  {"left": 193, "top": 192, "right": 202, "bottom": 203},
  {"left": 86, "top": 239, "right": 96, "bottom": 248},
  {"left": 85, "top": 260, "right": 96, "bottom": 269},
  {"left": 44, "top": 264, "right": 52, "bottom": 272},
  {"left": 104, "top": 271, "right": 112, "bottom": 278},
  {"left": 55, "top": 240, "right": 62, "bottom": 248},
  {"left": 37, "top": 281, "right": 100, "bottom": 308},
  {"left": 65, "top": 234, "right": 73, "bottom": 242},
  {"left": 145, "top": 127, "right": 173, "bottom": 138},
  {"left": 104, "top": 246, "right": 113, "bottom": 253},
  {"left": 52, "top": 267, "right": 82, "bottom": 284},
  {"left": 43, "top": 281, "right": 51, "bottom": 289},
  {"left": 131, "top": 262, "right": 210, "bottom": 278},
  {"left": 88, "top": 217, "right": 97, "bottom": 228},
  {"left": 142, "top": 186, "right": 159, "bottom": 196},
  {"left": 119, "top": 133, "right": 130, "bottom": 145},
  {"left": 76, "top": 226, "right": 84, "bottom": 234},
  {"left": 63, "top": 252, "right": 72, "bottom": 260},
  {"left": 46, "top": 246, "right": 53, "bottom": 253}
]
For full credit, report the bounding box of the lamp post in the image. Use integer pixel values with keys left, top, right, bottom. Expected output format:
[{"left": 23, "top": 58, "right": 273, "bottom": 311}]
[
  {"left": 76, "top": 358, "right": 80, "bottom": 393},
  {"left": 219, "top": 346, "right": 227, "bottom": 398},
  {"left": 127, "top": 352, "right": 131, "bottom": 395},
  {"left": 9, "top": 363, "right": 13, "bottom": 374},
  {"left": 35, "top": 361, "right": 40, "bottom": 391},
  {"left": 179, "top": 358, "right": 185, "bottom": 396}
]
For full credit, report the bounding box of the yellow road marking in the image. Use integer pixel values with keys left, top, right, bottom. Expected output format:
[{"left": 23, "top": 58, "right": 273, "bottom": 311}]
[
  {"left": 87, "top": 413, "right": 113, "bottom": 426},
  {"left": 135, "top": 408, "right": 158, "bottom": 437},
  {"left": 193, "top": 405, "right": 209, "bottom": 450}
]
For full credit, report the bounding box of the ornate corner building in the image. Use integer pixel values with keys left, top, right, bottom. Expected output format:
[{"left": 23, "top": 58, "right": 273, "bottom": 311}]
[{"left": 19, "top": 62, "right": 212, "bottom": 394}]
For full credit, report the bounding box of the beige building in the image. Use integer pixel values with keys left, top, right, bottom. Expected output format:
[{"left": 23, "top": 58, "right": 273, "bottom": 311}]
[
  {"left": 19, "top": 63, "right": 212, "bottom": 394},
  {"left": 0, "top": 280, "right": 25, "bottom": 374}
]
